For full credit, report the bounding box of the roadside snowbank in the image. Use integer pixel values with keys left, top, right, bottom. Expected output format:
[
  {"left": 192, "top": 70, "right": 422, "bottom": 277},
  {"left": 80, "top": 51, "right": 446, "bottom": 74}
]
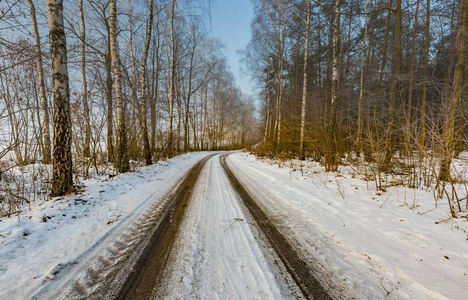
[
  {"left": 227, "top": 152, "right": 468, "bottom": 299},
  {"left": 0, "top": 152, "right": 211, "bottom": 299}
]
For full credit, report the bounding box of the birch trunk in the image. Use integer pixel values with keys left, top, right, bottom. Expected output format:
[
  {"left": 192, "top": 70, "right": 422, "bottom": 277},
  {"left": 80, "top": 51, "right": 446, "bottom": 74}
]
[
  {"left": 327, "top": 0, "right": 342, "bottom": 171},
  {"left": 106, "top": 42, "right": 114, "bottom": 163},
  {"left": 299, "top": 0, "right": 311, "bottom": 160},
  {"left": 168, "top": 0, "right": 176, "bottom": 157},
  {"left": 46, "top": 0, "right": 73, "bottom": 196},
  {"left": 375, "top": 0, "right": 393, "bottom": 118},
  {"left": 27, "top": 0, "right": 51, "bottom": 164},
  {"left": 184, "top": 48, "right": 195, "bottom": 152},
  {"left": 140, "top": 0, "right": 154, "bottom": 165},
  {"left": 110, "top": 0, "right": 129, "bottom": 172}
]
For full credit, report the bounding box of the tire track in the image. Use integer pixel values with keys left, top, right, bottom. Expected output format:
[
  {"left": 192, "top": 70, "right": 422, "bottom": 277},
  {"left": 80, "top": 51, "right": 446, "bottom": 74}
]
[
  {"left": 116, "top": 154, "right": 216, "bottom": 300},
  {"left": 220, "top": 154, "right": 330, "bottom": 300},
  {"left": 155, "top": 154, "right": 301, "bottom": 299},
  {"left": 33, "top": 166, "right": 197, "bottom": 300}
]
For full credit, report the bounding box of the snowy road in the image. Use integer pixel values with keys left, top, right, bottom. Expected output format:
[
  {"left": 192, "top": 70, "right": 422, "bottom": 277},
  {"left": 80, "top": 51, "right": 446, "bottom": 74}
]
[
  {"left": 3, "top": 151, "right": 463, "bottom": 299},
  {"left": 155, "top": 154, "right": 309, "bottom": 299}
]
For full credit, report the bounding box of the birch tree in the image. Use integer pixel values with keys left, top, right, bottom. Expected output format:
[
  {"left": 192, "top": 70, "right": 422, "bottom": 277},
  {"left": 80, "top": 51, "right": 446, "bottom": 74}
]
[
  {"left": 326, "top": 0, "right": 342, "bottom": 171},
  {"left": 299, "top": 0, "right": 311, "bottom": 160},
  {"left": 168, "top": 0, "right": 176, "bottom": 157},
  {"left": 27, "top": 0, "right": 51, "bottom": 164},
  {"left": 110, "top": 0, "right": 129, "bottom": 172},
  {"left": 46, "top": 0, "right": 73, "bottom": 196},
  {"left": 140, "top": 0, "right": 154, "bottom": 165}
]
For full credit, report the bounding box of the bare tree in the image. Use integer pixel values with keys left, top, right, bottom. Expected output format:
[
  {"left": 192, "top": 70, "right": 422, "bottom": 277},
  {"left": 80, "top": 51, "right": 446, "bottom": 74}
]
[
  {"left": 110, "top": 0, "right": 129, "bottom": 172},
  {"left": 27, "top": 0, "right": 51, "bottom": 164},
  {"left": 46, "top": 0, "right": 73, "bottom": 196},
  {"left": 357, "top": 0, "right": 370, "bottom": 154},
  {"left": 326, "top": 0, "right": 342, "bottom": 171},
  {"left": 439, "top": 0, "right": 468, "bottom": 181},
  {"left": 299, "top": 0, "right": 311, "bottom": 160},
  {"left": 167, "top": 0, "right": 176, "bottom": 157},
  {"left": 140, "top": 0, "right": 154, "bottom": 165},
  {"left": 405, "top": 0, "right": 421, "bottom": 154},
  {"left": 420, "top": 0, "right": 431, "bottom": 153},
  {"left": 79, "top": 0, "right": 92, "bottom": 158},
  {"left": 382, "top": 0, "right": 402, "bottom": 171}
]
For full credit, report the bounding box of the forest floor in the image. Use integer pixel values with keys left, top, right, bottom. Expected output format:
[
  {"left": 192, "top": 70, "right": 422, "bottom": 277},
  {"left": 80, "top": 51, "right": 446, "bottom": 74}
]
[{"left": 0, "top": 152, "right": 467, "bottom": 299}]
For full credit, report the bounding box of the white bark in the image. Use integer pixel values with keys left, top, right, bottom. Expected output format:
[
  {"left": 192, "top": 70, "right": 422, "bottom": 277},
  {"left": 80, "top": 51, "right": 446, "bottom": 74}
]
[
  {"left": 299, "top": 0, "right": 311, "bottom": 160},
  {"left": 27, "top": 0, "right": 51, "bottom": 164},
  {"left": 140, "top": 0, "right": 154, "bottom": 165},
  {"left": 46, "top": 0, "right": 73, "bottom": 195},
  {"left": 110, "top": 0, "right": 129, "bottom": 172}
]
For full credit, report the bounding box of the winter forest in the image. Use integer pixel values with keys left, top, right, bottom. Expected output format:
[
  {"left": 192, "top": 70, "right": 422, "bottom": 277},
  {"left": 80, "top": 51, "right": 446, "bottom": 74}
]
[
  {"left": 1, "top": 0, "right": 468, "bottom": 299},
  {"left": 1, "top": 0, "right": 257, "bottom": 197}
]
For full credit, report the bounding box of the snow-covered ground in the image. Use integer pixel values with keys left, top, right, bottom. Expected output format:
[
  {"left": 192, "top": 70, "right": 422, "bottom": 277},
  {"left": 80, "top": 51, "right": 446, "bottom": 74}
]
[
  {"left": 0, "top": 152, "right": 212, "bottom": 299},
  {"left": 227, "top": 152, "right": 468, "bottom": 299},
  {"left": 1, "top": 150, "right": 467, "bottom": 299},
  {"left": 157, "top": 154, "right": 302, "bottom": 299}
]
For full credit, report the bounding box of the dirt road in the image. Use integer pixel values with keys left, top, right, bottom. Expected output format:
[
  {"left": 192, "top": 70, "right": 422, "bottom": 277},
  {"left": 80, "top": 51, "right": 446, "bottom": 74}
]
[{"left": 116, "top": 153, "right": 329, "bottom": 299}]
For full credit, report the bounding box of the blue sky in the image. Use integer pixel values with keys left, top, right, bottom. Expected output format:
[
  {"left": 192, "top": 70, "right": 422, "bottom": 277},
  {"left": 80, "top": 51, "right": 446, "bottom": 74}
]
[{"left": 210, "top": 0, "right": 255, "bottom": 96}]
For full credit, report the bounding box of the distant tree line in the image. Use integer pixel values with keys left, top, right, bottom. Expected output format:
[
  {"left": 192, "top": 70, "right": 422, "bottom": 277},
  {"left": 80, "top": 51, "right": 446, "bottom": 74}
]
[{"left": 0, "top": 0, "right": 258, "bottom": 196}]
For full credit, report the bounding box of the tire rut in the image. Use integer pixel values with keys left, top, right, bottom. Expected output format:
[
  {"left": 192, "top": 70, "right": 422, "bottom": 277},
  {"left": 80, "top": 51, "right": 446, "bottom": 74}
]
[
  {"left": 116, "top": 154, "right": 215, "bottom": 300},
  {"left": 220, "top": 154, "right": 331, "bottom": 300}
]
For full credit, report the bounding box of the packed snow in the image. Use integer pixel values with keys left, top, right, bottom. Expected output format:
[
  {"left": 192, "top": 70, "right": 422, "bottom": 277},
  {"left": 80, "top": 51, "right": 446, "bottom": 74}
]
[{"left": 157, "top": 154, "right": 302, "bottom": 299}]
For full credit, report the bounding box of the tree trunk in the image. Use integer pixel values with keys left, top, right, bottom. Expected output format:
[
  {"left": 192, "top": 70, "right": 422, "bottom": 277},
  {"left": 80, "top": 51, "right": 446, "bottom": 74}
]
[
  {"left": 140, "top": 0, "right": 154, "bottom": 165},
  {"left": 128, "top": 1, "right": 139, "bottom": 156},
  {"left": 110, "top": 0, "right": 129, "bottom": 172},
  {"left": 375, "top": 0, "right": 393, "bottom": 117},
  {"left": 405, "top": 0, "right": 421, "bottom": 154},
  {"left": 439, "top": 0, "right": 468, "bottom": 181},
  {"left": 382, "top": 0, "right": 402, "bottom": 171},
  {"left": 357, "top": 0, "right": 369, "bottom": 154},
  {"left": 168, "top": 0, "right": 176, "bottom": 157},
  {"left": 327, "top": 0, "right": 341, "bottom": 171},
  {"left": 150, "top": 29, "right": 161, "bottom": 154},
  {"left": 184, "top": 46, "right": 196, "bottom": 152},
  {"left": 420, "top": 0, "right": 431, "bottom": 153},
  {"left": 106, "top": 42, "right": 114, "bottom": 163},
  {"left": 299, "top": 0, "right": 311, "bottom": 160},
  {"left": 46, "top": 0, "right": 73, "bottom": 196},
  {"left": 27, "top": 0, "right": 51, "bottom": 164},
  {"left": 79, "top": 0, "right": 91, "bottom": 158}
]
